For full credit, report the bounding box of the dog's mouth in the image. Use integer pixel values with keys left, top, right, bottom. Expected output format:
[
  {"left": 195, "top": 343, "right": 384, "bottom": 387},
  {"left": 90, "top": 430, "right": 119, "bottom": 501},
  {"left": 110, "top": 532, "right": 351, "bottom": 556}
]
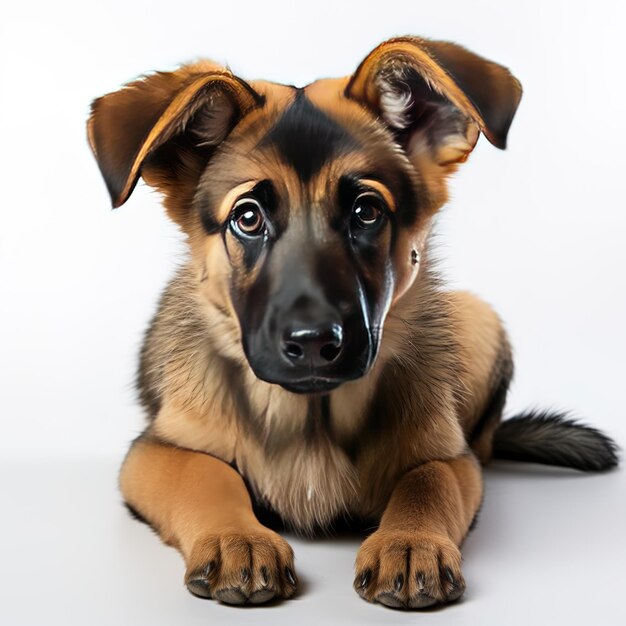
[
  {"left": 278, "top": 377, "right": 344, "bottom": 395},
  {"left": 280, "top": 377, "right": 343, "bottom": 395}
]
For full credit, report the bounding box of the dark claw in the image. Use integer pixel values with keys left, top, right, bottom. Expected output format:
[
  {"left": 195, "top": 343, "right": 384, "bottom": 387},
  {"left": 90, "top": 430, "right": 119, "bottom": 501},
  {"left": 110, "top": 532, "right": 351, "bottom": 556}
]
[
  {"left": 358, "top": 569, "right": 372, "bottom": 590},
  {"left": 394, "top": 573, "right": 404, "bottom": 592},
  {"left": 260, "top": 565, "right": 269, "bottom": 587},
  {"left": 443, "top": 567, "right": 465, "bottom": 602},
  {"left": 443, "top": 567, "right": 456, "bottom": 587},
  {"left": 285, "top": 566, "right": 297, "bottom": 587},
  {"left": 416, "top": 571, "right": 426, "bottom": 592},
  {"left": 241, "top": 567, "right": 251, "bottom": 584}
]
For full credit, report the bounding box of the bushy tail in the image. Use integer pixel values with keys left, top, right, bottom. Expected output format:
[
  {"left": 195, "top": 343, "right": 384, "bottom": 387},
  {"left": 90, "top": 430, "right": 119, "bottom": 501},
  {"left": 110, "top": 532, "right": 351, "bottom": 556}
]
[{"left": 492, "top": 410, "right": 619, "bottom": 471}]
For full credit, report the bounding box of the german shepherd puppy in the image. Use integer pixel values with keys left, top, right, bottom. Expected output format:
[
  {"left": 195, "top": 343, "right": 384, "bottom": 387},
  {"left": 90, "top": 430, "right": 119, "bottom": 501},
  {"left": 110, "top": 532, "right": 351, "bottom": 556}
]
[{"left": 88, "top": 36, "right": 618, "bottom": 609}]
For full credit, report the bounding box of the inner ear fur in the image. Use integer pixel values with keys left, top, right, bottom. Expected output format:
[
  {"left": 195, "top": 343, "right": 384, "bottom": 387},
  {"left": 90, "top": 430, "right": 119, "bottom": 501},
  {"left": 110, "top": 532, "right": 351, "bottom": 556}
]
[
  {"left": 87, "top": 61, "right": 264, "bottom": 213},
  {"left": 346, "top": 36, "right": 522, "bottom": 170}
]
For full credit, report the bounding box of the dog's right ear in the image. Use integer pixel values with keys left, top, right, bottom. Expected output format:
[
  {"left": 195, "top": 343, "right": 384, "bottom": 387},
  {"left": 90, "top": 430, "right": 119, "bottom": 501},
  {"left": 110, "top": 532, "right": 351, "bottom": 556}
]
[{"left": 87, "top": 62, "right": 264, "bottom": 210}]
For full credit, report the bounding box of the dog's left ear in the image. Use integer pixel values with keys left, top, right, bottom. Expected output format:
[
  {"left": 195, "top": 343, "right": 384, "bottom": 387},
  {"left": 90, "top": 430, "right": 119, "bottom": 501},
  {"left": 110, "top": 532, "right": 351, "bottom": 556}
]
[{"left": 346, "top": 36, "right": 522, "bottom": 178}]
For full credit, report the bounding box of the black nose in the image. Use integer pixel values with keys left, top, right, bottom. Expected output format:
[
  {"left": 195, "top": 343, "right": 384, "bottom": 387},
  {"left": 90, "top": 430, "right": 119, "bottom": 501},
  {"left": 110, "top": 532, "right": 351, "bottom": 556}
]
[{"left": 281, "top": 322, "right": 343, "bottom": 366}]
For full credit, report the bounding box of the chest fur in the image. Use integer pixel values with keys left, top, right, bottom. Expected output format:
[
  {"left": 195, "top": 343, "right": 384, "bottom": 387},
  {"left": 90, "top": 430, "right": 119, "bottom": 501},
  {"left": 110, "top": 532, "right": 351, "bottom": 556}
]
[{"left": 153, "top": 360, "right": 466, "bottom": 532}]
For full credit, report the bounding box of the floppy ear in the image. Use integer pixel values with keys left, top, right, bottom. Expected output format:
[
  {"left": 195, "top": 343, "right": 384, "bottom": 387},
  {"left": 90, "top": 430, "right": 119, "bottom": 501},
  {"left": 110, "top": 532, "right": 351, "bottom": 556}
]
[
  {"left": 346, "top": 36, "right": 522, "bottom": 174},
  {"left": 87, "top": 61, "right": 264, "bottom": 210}
]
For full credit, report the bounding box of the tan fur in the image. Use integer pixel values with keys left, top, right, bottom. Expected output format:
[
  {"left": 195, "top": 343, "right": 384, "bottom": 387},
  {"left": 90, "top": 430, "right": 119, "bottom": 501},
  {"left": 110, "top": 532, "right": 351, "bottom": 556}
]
[
  {"left": 120, "top": 436, "right": 297, "bottom": 602},
  {"left": 451, "top": 291, "right": 508, "bottom": 431},
  {"left": 354, "top": 454, "right": 482, "bottom": 607}
]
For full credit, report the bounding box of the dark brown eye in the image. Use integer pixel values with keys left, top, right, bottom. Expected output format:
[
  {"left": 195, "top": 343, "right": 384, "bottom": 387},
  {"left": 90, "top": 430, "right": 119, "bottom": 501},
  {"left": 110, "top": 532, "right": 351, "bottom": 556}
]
[
  {"left": 232, "top": 198, "right": 266, "bottom": 236},
  {"left": 351, "top": 194, "right": 386, "bottom": 230}
]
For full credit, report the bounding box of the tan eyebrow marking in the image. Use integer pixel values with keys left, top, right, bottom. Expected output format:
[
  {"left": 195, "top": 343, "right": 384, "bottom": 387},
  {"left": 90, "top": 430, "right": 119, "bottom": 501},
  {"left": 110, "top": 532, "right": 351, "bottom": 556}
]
[
  {"left": 360, "top": 179, "right": 396, "bottom": 212},
  {"left": 217, "top": 180, "right": 260, "bottom": 222}
]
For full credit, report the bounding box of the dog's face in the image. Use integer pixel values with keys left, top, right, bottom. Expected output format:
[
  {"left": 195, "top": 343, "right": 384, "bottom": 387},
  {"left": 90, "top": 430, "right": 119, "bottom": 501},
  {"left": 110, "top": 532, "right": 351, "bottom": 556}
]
[
  {"left": 192, "top": 86, "right": 424, "bottom": 393},
  {"left": 88, "top": 37, "right": 521, "bottom": 394}
]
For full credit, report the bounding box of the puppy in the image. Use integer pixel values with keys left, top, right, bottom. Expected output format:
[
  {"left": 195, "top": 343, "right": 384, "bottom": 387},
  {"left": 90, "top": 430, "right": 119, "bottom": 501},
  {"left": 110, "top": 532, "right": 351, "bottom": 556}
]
[{"left": 87, "top": 36, "right": 618, "bottom": 609}]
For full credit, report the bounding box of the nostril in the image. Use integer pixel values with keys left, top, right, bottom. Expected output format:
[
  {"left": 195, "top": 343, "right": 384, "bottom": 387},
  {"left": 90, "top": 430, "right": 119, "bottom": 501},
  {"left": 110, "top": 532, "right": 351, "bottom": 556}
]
[
  {"left": 284, "top": 342, "right": 304, "bottom": 360},
  {"left": 319, "top": 343, "right": 341, "bottom": 362},
  {"left": 319, "top": 323, "right": 343, "bottom": 362},
  {"left": 281, "top": 322, "right": 344, "bottom": 365}
]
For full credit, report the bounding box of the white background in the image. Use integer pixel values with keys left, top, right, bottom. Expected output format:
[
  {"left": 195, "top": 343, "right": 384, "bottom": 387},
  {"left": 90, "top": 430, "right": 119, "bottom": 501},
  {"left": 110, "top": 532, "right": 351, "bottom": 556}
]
[{"left": 1, "top": 1, "right": 625, "bottom": 624}]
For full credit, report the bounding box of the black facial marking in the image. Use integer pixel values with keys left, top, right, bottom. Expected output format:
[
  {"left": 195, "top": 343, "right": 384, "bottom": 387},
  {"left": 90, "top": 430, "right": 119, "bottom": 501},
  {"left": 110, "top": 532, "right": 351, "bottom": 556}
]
[
  {"left": 240, "top": 230, "right": 268, "bottom": 271},
  {"left": 336, "top": 175, "right": 360, "bottom": 223},
  {"left": 261, "top": 90, "right": 359, "bottom": 182},
  {"left": 200, "top": 209, "right": 221, "bottom": 234},
  {"left": 334, "top": 176, "right": 394, "bottom": 319},
  {"left": 235, "top": 259, "right": 272, "bottom": 350}
]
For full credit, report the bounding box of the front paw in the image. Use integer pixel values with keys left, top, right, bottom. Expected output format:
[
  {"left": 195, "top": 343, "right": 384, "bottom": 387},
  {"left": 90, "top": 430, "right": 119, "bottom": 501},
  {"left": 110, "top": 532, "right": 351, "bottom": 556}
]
[
  {"left": 354, "top": 529, "right": 465, "bottom": 609},
  {"left": 185, "top": 527, "right": 297, "bottom": 605}
]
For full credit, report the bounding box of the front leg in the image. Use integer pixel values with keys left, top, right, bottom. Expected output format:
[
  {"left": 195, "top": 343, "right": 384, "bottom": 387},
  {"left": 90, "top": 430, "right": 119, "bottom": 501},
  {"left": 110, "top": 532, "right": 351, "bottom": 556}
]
[
  {"left": 120, "top": 434, "right": 297, "bottom": 604},
  {"left": 354, "top": 453, "right": 482, "bottom": 609}
]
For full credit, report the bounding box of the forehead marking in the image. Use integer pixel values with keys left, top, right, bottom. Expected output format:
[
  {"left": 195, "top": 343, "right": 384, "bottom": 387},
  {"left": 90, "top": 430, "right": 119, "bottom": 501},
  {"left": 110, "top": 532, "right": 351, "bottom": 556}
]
[
  {"left": 260, "top": 89, "right": 359, "bottom": 183},
  {"left": 217, "top": 180, "right": 259, "bottom": 222}
]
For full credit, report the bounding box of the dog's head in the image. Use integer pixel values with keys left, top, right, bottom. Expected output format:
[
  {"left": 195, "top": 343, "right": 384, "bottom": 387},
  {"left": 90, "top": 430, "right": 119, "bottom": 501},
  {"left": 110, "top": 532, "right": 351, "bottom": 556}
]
[{"left": 88, "top": 37, "right": 521, "bottom": 394}]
